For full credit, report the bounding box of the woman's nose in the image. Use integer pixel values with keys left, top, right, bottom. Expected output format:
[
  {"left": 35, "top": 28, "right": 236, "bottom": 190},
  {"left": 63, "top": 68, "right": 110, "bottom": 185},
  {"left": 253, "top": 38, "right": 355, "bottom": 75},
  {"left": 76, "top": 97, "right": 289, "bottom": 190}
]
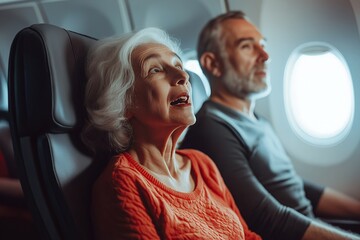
[{"left": 173, "top": 68, "right": 189, "bottom": 85}]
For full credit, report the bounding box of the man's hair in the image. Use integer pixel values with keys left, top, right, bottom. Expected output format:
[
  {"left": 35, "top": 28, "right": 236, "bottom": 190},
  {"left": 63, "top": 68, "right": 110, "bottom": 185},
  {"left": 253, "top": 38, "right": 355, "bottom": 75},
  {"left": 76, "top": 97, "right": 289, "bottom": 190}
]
[
  {"left": 197, "top": 11, "right": 248, "bottom": 80},
  {"left": 82, "top": 28, "right": 181, "bottom": 153}
]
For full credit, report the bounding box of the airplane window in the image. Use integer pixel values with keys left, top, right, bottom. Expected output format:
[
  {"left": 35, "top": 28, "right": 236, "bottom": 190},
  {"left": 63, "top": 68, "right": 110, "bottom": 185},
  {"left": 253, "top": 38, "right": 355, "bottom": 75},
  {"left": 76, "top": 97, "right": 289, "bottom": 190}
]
[
  {"left": 285, "top": 43, "right": 354, "bottom": 146},
  {"left": 184, "top": 59, "right": 211, "bottom": 97}
]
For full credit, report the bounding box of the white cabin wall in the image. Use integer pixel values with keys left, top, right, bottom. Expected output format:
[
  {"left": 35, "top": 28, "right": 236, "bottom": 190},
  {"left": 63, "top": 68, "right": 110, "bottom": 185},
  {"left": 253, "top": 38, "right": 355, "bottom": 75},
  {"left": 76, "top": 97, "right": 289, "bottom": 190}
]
[
  {"left": 227, "top": 0, "right": 263, "bottom": 29},
  {"left": 258, "top": 0, "right": 360, "bottom": 198},
  {"left": 126, "top": 0, "right": 226, "bottom": 55},
  {"left": 0, "top": 0, "right": 132, "bottom": 82},
  {"left": 40, "top": 0, "right": 130, "bottom": 38},
  {"left": 350, "top": 0, "right": 360, "bottom": 38},
  {"left": 0, "top": 2, "right": 43, "bottom": 79}
]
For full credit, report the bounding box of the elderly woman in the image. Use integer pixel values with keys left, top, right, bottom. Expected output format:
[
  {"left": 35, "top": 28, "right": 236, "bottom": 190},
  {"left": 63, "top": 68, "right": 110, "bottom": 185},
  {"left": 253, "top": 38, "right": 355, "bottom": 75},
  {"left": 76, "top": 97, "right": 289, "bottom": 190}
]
[{"left": 83, "top": 27, "right": 261, "bottom": 240}]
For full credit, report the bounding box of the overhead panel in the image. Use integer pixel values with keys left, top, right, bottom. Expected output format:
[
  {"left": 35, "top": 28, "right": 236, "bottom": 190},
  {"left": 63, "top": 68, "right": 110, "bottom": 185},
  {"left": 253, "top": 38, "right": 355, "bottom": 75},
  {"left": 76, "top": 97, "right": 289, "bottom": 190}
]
[
  {"left": 0, "top": 3, "right": 41, "bottom": 78},
  {"left": 227, "top": 0, "right": 263, "bottom": 28},
  {"left": 127, "top": 0, "right": 226, "bottom": 53},
  {"left": 41, "top": 0, "right": 127, "bottom": 39}
]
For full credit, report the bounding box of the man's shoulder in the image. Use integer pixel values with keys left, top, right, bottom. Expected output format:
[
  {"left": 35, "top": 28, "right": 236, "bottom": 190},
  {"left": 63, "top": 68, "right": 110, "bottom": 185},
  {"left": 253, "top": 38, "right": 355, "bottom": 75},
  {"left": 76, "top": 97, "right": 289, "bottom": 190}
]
[
  {"left": 182, "top": 102, "right": 246, "bottom": 150},
  {"left": 186, "top": 103, "right": 234, "bottom": 138},
  {"left": 194, "top": 101, "right": 238, "bottom": 127},
  {"left": 183, "top": 101, "right": 270, "bottom": 151},
  {"left": 193, "top": 101, "right": 262, "bottom": 133}
]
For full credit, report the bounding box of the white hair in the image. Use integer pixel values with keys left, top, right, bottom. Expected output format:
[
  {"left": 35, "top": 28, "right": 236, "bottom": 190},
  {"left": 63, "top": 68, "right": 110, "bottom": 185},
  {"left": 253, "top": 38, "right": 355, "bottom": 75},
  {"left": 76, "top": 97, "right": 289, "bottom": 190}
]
[{"left": 82, "top": 27, "right": 182, "bottom": 153}]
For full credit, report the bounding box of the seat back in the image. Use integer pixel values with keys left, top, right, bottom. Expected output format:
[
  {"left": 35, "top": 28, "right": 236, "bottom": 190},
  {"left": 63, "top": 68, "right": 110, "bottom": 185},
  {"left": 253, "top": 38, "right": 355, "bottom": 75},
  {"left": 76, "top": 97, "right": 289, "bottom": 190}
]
[
  {"left": 0, "top": 53, "right": 23, "bottom": 207},
  {"left": 0, "top": 72, "right": 15, "bottom": 178},
  {"left": 8, "top": 23, "right": 207, "bottom": 240},
  {"left": 8, "top": 24, "right": 102, "bottom": 240},
  {"left": 187, "top": 70, "right": 208, "bottom": 114},
  {"left": 0, "top": 120, "right": 15, "bottom": 178}
]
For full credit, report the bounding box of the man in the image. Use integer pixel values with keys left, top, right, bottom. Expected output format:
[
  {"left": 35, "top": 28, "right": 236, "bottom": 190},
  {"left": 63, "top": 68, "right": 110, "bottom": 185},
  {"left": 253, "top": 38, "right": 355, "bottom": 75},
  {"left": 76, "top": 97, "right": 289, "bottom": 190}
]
[{"left": 181, "top": 11, "right": 360, "bottom": 240}]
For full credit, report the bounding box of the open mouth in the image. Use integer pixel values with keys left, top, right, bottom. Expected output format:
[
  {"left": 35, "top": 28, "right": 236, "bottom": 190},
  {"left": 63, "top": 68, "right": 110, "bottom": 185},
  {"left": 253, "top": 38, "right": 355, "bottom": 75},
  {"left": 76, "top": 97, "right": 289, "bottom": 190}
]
[
  {"left": 255, "top": 70, "right": 266, "bottom": 75},
  {"left": 170, "top": 94, "right": 190, "bottom": 106}
]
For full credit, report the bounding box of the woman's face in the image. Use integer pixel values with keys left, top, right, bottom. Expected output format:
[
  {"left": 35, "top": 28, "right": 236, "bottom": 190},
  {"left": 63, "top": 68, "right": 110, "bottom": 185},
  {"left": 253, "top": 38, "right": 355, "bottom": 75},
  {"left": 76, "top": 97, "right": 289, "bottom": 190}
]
[{"left": 129, "top": 43, "right": 195, "bottom": 129}]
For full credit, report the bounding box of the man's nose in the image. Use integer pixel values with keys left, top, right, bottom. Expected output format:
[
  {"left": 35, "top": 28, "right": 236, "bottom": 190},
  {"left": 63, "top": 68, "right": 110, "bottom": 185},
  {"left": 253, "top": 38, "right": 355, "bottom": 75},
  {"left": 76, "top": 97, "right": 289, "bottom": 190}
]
[{"left": 258, "top": 47, "right": 269, "bottom": 63}]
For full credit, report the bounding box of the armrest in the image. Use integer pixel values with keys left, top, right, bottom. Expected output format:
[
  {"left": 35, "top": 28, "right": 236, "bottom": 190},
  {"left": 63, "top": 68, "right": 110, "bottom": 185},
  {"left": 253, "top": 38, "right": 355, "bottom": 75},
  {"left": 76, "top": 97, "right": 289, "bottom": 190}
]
[{"left": 321, "top": 218, "right": 360, "bottom": 234}]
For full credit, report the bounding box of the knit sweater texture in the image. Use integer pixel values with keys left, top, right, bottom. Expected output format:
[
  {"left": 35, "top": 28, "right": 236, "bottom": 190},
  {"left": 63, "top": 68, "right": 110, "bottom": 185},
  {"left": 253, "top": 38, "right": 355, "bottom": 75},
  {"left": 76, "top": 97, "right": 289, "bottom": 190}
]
[{"left": 92, "top": 149, "right": 261, "bottom": 240}]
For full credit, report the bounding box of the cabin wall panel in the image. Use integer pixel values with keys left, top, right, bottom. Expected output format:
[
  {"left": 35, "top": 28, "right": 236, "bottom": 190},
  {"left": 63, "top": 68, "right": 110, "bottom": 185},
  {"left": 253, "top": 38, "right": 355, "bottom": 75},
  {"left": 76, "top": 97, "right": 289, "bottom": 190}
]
[
  {"left": 350, "top": 0, "right": 360, "bottom": 38},
  {"left": 127, "top": 0, "right": 226, "bottom": 52},
  {"left": 0, "top": 3, "right": 42, "bottom": 78},
  {"left": 260, "top": 0, "right": 360, "bottom": 198},
  {"left": 41, "top": 0, "right": 127, "bottom": 39},
  {"left": 227, "top": 0, "right": 263, "bottom": 27}
]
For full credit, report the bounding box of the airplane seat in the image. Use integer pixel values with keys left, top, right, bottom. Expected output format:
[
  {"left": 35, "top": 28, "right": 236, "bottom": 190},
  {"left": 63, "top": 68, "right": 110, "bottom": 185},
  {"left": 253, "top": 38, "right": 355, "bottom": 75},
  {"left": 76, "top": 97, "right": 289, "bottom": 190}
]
[
  {"left": 8, "top": 23, "right": 103, "bottom": 240},
  {"left": 187, "top": 70, "right": 208, "bottom": 114},
  {"left": 0, "top": 119, "right": 17, "bottom": 180},
  {"left": 0, "top": 64, "right": 36, "bottom": 240},
  {"left": 0, "top": 71, "right": 25, "bottom": 206},
  {"left": 0, "top": 74, "right": 10, "bottom": 174},
  {"left": 7, "top": 23, "right": 206, "bottom": 240},
  {"left": 0, "top": 120, "right": 25, "bottom": 206},
  {"left": 0, "top": 74, "right": 17, "bottom": 179}
]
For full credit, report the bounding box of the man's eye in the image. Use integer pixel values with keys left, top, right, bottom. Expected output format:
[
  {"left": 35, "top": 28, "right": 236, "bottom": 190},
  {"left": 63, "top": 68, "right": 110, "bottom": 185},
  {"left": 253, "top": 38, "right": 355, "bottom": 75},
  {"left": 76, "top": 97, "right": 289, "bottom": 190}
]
[{"left": 149, "top": 67, "right": 162, "bottom": 74}]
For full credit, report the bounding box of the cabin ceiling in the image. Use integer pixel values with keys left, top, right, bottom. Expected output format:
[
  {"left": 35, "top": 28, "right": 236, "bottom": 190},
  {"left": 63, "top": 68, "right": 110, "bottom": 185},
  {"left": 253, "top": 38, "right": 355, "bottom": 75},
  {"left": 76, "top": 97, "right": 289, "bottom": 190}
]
[
  {"left": 0, "top": 0, "right": 229, "bottom": 78},
  {"left": 0, "top": 0, "right": 359, "bottom": 79}
]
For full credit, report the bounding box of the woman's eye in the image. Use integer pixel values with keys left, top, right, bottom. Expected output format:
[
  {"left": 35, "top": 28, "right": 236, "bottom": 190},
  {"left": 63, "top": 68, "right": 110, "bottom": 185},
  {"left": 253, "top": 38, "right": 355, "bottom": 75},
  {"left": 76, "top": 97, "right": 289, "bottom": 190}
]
[
  {"left": 175, "top": 64, "right": 183, "bottom": 70},
  {"left": 149, "top": 67, "right": 162, "bottom": 74}
]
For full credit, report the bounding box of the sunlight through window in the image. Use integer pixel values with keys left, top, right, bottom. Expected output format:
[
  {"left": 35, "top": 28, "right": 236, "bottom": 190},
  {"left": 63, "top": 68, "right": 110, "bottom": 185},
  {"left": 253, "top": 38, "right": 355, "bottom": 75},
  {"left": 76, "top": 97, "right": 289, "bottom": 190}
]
[{"left": 285, "top": 44, "right": 354, "bottom": 145}]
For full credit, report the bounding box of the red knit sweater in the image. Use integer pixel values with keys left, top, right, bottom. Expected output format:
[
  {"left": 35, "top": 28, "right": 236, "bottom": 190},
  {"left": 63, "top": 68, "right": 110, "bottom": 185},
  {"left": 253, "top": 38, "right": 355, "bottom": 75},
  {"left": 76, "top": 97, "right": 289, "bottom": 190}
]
[{"left": 92, "top": 149, "right": 261, "bottom": 240}]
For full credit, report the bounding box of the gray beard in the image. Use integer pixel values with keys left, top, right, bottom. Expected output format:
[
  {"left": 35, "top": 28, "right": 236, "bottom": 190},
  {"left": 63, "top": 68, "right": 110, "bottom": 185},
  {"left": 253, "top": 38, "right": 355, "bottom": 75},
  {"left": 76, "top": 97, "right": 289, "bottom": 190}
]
[{"left": 222, "top": 65, "right": 270, "bottom": 100}]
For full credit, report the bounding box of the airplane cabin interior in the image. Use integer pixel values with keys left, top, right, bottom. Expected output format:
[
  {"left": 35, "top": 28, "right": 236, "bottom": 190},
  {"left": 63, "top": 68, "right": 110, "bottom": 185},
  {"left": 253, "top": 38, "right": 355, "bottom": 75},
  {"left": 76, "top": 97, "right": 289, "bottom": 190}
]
[{"left": 0, "top": 0, "right": 359, "bottom": 239}]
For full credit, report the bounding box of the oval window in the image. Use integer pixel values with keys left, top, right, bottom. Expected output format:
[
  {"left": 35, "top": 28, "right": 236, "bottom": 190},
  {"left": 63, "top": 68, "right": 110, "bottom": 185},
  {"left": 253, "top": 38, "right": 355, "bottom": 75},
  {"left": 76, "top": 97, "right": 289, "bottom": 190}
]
[{"left": 285, "top": 43, "right": 354, "bottom": 146}]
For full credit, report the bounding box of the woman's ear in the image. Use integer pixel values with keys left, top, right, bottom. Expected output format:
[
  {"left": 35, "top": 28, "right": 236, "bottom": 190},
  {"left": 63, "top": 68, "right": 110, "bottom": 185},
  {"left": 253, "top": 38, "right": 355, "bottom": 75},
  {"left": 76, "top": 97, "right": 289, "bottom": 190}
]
[
  {"left": 125, "top": 111, "right": 133, "bottom": 119},
  {"left": 125, "top": 93, "right": 137, "bottom": 119},
  {"left": 125, "top": 105, "right": 134, "bottom": 119},
  {"left": 200, "top": 52, "right": 222, "bottom": 77}
]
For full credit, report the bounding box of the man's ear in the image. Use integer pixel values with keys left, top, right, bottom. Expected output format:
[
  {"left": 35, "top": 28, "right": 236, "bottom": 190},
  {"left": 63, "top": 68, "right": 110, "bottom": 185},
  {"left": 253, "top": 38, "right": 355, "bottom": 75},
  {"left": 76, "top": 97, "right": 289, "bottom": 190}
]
[{"left": 200, "top": 52, "right": 222, "bottom": 77}]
